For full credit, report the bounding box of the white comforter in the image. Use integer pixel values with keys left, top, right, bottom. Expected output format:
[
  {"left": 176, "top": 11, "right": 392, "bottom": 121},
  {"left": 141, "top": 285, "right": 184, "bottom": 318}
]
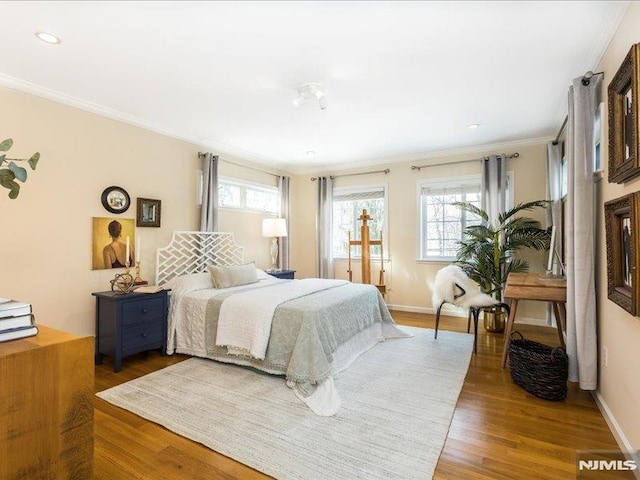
[{"left": 215, "top": 278, "right": 348, "bottom": 359}]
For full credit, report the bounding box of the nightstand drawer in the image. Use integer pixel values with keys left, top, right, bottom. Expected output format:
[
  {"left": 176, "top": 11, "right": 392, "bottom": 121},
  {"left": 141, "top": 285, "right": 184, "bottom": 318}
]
[
  {"left": 122, "top": 320, "right": 164, "bottom": 353},
  {"left": 122, "top": 298, "right": 165, "bottom": 325}
]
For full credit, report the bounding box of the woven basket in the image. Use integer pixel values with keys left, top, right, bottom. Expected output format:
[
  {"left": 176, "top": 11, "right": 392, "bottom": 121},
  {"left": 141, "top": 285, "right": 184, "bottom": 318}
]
[{"left": 508, "top": 332, "right": 568, "bottom": 401}]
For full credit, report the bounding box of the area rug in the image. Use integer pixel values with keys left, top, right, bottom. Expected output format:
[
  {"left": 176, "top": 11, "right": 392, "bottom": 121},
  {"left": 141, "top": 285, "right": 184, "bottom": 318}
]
[{"left": 97, "top": 327, "right": 473, "bottom": 480}]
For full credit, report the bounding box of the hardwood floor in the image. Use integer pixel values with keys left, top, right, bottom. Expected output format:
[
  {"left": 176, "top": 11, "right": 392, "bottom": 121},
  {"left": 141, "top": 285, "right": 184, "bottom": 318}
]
[{"left": 94, "top": 312, "right": 628, "bottom": 479}]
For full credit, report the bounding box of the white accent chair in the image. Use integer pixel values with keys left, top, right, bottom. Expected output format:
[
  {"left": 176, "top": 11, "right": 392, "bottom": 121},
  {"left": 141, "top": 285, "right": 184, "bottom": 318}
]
[{"left": 431, "top": 265, "right": 510, "bottom": 354}]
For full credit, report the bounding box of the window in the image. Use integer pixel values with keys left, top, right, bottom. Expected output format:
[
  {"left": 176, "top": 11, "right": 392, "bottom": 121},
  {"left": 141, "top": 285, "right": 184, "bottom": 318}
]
[
  {"left": 418, "top": 174, "right": 513, "bottom": 260},
  {"left": 218, "top": 177, "right": 279, "bottom": 214},
  {"left": 332, "top": 185, "right": 386, "bottom": 258}
]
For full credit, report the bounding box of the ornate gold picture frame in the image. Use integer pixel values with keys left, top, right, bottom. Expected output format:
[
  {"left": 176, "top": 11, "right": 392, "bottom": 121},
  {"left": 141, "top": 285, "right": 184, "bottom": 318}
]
[
  {"left": 608, "top": 43, "right": 640, "bottom": 183},
  {"left": 604, "top": 193, "right": 640, "bottom": 315}
]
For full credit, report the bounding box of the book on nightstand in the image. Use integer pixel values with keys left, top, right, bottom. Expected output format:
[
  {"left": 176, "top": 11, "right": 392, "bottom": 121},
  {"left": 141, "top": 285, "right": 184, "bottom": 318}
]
[
  {"left": 0, "top": 325, "right": 38, "bottom": 343},
  {"left": 0, "top": 314, "right": 35, "bottom": 331},
  {"left": 0, "top": 298, "right": 32, "bottom": 318},
  {"left": 135, "top": 285, "right": 163, "bottom": 294}
]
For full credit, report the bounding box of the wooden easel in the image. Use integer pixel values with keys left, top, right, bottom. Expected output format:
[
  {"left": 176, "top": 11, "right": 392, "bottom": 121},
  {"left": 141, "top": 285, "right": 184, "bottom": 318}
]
[{"left": 347, "top": 209, "right": 386, "bottom": 295}]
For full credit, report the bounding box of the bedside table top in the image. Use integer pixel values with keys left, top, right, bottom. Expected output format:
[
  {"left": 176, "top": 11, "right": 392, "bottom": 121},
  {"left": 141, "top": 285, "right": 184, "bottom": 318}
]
[{"left": 92, "top": 289, "right": 169, "bottom": 300}]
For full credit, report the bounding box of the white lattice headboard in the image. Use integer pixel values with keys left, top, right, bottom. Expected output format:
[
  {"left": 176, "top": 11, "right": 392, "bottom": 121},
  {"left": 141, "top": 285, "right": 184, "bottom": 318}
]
[{"left": 156, "top": 231, "right": 244, "bottom": 285}]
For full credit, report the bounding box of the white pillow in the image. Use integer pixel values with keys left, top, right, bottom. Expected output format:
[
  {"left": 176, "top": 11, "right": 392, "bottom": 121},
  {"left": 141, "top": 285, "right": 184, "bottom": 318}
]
[
  {"left": 255, "top": 268, "right": 272, "bottom": 280},
  {"left": 209, "top": 262, "right": 259, "bottom": 289},
  {"left": 162, "top": 272, "right": 213, "bottom": 298}
]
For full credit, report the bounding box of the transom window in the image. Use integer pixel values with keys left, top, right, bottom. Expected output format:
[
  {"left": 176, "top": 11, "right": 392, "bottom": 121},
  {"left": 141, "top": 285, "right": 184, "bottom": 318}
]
[
  {"left": 332, "top": 185, "right": 386, "bottom": 258},
  {"left": 218, "top": 177, "right": 279, "bottom": 214}
]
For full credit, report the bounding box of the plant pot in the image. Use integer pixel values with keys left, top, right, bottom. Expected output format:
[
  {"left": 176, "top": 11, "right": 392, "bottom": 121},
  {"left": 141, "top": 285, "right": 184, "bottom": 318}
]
[{"left": 483, "top": 308, "right": 505, "bottom": 333}]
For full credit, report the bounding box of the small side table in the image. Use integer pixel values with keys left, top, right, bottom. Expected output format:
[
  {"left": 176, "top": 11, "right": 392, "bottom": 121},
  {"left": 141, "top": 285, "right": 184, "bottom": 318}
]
[
  {"left": 501, "top": 273, "right": 566, "bottom": 368},
  {"left": 267, "top": 269, "right": 296, "bottom": 279},
  {"left": 92, "top": 289, "right": 169, "bottom": 372}
]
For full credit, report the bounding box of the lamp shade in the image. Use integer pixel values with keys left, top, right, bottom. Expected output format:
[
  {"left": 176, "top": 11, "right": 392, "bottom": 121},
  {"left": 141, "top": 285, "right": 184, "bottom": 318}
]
[{"left": 262, "top": 218, "right": 287, "bottom": 237}]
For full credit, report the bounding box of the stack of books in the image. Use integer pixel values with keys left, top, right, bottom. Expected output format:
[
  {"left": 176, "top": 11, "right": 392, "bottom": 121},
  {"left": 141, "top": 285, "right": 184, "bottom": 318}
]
[{"left": 0, "top": 297, "right": 37, "bottom": 343}]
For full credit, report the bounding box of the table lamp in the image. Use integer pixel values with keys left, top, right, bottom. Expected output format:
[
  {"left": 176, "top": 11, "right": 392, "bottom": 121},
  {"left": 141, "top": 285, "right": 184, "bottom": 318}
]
[{"left": 262, "top": 218, "right": 287, "bottom": 271}]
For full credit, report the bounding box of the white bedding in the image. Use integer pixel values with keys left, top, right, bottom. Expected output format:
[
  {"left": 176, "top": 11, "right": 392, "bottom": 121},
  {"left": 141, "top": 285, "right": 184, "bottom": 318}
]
[
  {"left": 216, "top": 278, "right": 349, "bottom": 359},
  {"left": 164, "top": 273, "right": 411, "bottom": 415}
]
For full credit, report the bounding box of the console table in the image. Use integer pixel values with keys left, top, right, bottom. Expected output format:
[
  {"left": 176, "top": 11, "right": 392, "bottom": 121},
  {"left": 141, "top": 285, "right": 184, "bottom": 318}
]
[
  {"left": 501, "top": 272, "right": 567, "bottom": 368},
  {"left": 0, "top": 325, "right": 94, "bottom": 478}
]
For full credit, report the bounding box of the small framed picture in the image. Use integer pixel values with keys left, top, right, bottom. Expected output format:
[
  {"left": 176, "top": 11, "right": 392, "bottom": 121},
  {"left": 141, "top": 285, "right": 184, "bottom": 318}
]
[
  {"left": 608, "top": 43, "right": 640, "bottom": 183},
  {"left": 604, "top": 193, "right": 640, "bottom": 315},
  {"left": 136, "top": 198, "right": 161, "bottom": 228}
]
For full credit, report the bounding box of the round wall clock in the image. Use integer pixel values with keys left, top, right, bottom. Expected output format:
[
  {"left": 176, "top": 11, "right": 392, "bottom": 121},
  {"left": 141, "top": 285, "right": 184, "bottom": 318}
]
[{"left": 101, "top": 186, "right": 131, "bottom": 214}]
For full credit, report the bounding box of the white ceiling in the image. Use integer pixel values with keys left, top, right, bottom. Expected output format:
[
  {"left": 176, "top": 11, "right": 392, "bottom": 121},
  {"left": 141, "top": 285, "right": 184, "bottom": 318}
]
[{"left": 0, "top": 1, "right": 629, "bottom": 173}]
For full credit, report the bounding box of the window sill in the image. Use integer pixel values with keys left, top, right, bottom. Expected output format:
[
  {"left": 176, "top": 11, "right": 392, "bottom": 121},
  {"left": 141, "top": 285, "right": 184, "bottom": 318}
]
[{"left": 416, "top": 258, "right": 456, "bottom": 264}]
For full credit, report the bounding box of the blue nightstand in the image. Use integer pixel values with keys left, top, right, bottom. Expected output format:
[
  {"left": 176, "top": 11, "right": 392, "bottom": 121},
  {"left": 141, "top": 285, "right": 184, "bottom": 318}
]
[
  {"left": 92, "top": 289, "right": 169, "bottom": 372},
  {"left": 267, "top": 269, "right": 296, "bottom": 279}
]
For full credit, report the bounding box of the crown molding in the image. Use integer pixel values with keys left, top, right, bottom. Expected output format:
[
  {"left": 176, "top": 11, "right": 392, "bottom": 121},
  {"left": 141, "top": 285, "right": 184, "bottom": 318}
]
[
  {"left": 287, "top": 136, "right": 553, "bottom": 176},
  {"left": 0, "top": 72, "right": 552, "bottom": 177},
  {"left": 0, "top": 72, "right": 290, "bottom": 171}
]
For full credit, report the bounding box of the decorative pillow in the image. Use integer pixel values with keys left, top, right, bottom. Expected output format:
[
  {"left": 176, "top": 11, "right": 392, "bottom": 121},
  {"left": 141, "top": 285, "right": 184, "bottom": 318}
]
[
  {"left": 162, "top": 272, "right": 213, "bottom": 297},
  {"left": 208, "top": 262, "right": 259, "bottom": 289}
]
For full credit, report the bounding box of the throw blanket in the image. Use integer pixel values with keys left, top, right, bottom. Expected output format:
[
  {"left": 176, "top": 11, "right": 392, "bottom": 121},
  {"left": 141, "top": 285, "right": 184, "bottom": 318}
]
[{"left": 216, "top": 278, "right": 348, "bottom": 359}]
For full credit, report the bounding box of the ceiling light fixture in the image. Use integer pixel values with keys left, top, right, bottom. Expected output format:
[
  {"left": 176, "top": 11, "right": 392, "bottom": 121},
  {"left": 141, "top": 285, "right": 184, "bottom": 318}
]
[
  {"left": 467, "top": 123, "right": 480, "bottom": 129},
  {"left": 306, "top": 150, "right": 316, "bottom": 157},
  {"left": 292, "top": 83, "right": 328, "bottom": 110},
  {"left": 35, "top": 31, "right": 61, "bottom": 45}
]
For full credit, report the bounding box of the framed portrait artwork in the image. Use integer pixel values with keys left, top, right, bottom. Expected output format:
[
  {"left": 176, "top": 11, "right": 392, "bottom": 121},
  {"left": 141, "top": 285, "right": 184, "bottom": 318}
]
[
  {"left": 608, "top": 43, "right": 640, "bottom": 183},
  {"left": 92, "top": 217, "right": 136, "bottom": 270},
  {"left": 101, "top": 186, "right": 131, "bottom": 214},
  {"left": 604, "top": 193, "right": 640, "bottom": 315},
  {"left": 136, "top": 198, "right": 161, "bottom": 227}
]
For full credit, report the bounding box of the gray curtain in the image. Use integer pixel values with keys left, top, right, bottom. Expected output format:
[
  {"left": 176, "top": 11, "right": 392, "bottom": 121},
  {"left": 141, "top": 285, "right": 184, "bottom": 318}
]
[
  {"left": 480, "top": 155, "right": 507, "bottom": 225},
  {"left": 565, "top": 75, "right": 601, "bottom": 390},
  {"left": 546, "top": 141, "right": 564, "bottom": 275},
  {"left": 200, "top": 153, "right": 219, "bottom": 231},
  {"left": 316, "top": 176, "right": 333, "bottom": 278},
  {"left": 278, "top": 176, "right": 291, "bottom": 270}
]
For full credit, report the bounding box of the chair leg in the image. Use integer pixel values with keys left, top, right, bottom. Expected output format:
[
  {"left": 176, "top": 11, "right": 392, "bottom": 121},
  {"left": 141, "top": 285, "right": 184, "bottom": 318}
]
[
  {"left": 435, "top": 301, "right": 445, "bottom": 339},
  {"left": 467, "top": 309, "right": 472, "bottom": 333},
  {"left": 472, "top": 308, "right": 479, "bottom": 354}
]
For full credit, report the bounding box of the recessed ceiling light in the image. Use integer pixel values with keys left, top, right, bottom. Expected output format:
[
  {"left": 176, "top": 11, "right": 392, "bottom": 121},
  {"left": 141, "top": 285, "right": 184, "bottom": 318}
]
[
  {"left": 35, "top": 31, "right": 61, "bottom": 45},
  {"left": 306, "top": 150, "right": 316, "bottom": 157},
  {"left": 467, "top": 123, "right": 480, "bottom": 129}
]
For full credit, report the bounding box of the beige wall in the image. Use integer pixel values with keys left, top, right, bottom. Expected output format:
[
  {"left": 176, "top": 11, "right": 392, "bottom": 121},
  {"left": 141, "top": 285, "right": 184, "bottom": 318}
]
[
  {"left": 291, "top": 142, "right": 549, "bottom": 322},
  {"left": 594, "top": 2, "right": 640, "bottom": 451},
  {"left": 0, "top": 86, "right": 277, "bottom": 336}
]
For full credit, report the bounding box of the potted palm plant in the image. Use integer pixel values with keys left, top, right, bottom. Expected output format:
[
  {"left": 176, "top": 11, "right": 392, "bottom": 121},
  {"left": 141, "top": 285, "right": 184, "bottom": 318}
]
[{"left": 455, "top": 200, "right": 550, "bottom": 332}]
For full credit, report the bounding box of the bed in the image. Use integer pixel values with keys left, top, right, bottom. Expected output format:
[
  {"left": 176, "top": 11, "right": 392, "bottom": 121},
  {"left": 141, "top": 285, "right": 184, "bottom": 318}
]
[{"left": 156, "top": 231, "right": 410, "bottom": 416}]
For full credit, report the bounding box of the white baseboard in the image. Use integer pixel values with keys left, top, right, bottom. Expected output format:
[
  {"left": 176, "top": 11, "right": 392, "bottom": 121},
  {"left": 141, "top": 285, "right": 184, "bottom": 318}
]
[
  {"left": 386, "top": 303, "right": 546, "bottom": 325},
  {"left": 592, "top": 391, "right": 639, "bottom": 478}
]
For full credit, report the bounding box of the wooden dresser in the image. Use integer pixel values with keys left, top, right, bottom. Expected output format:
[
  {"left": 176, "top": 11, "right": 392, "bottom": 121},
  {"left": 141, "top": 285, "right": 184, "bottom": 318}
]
[{"left": 0, "top": 325, "right": 94, "bottom": 479}]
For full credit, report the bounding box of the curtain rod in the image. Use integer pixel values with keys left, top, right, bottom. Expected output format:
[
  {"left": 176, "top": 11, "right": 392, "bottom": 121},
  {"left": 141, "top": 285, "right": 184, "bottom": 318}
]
[
  {"left": 410, "top": 152, "right": 519, "bottom": 171},
  {"left": 552, "top": 70, "right": 604, "bottom": 145},
  {"left": 310, "top": 168, "right": 390, "bottom": 181},
  {"left": 198, "top": 152, "right": 280, "bottom": 178}
]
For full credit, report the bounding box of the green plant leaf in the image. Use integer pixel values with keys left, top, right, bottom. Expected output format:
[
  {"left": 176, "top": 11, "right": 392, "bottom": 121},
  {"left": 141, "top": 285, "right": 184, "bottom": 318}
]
[
  {"left": 8, "top": 162, "right": 27, "bottom": 182},
  {"left": 28, "top": 152, "right": 40, "bottom": 170},
  {"left": 0, "top": 169, "right": 20, "bottom": 198},
  {"left": 0, "top": 154, "right": 5, "bottom": 165},
  {"left": 0, "top": 139, "right": 13, "bottom": 152}
]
